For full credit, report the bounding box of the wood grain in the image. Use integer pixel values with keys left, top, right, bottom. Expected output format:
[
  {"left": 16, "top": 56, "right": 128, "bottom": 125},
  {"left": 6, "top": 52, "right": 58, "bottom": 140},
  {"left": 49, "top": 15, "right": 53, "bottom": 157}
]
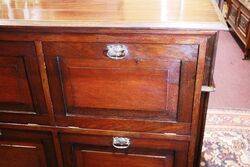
[
  {"left": 35, "top": 41, "right": 55, "bottom": 125},
  {"left": 0, "top": 41, "right": 51, "bottom": 125},
  {"left": 0, "top": 128, "right": 57, "bottom": 167},
  {"left": 43, "top": 39, "right": 199, "bottom": 134},
  {"left": 59, "top": 133, "right": 188, "bottom": 167},
  {"left": 0, "top": 0, "right": 227, "bottom": 30},
  {"left": 0, "top": 3, "right": 220, "bottom": 165}
]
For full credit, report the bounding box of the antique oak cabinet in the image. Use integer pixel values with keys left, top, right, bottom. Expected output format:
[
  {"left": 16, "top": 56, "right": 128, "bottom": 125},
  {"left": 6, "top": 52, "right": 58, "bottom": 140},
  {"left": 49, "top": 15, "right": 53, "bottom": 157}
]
[
  {"left": 0, "top": 0, "right": 226, "bottom": 166},
  {"left": 227, "top": 0, "right": 250, "bottom": 59}
]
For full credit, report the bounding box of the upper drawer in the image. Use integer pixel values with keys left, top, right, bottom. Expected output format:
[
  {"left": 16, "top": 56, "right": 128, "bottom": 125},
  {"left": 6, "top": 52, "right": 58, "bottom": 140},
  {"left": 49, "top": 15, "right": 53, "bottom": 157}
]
[
  {"left": 0, "top": 41, "right": 50, "bottom": 125},
  {"left": 43, "top": 42, "right": 198, "bottom": 134},
  {"left": 43, "top": 42, "right": 198, "bottom": 61}
]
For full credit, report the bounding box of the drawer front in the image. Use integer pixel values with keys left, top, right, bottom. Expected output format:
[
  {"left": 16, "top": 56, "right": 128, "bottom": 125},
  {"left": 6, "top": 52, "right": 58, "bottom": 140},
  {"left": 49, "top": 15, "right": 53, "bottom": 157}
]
[
  {"left": 59, "top": 132, "right": 188, "bottom": 167},
  {"left": 0, "top": 128, "right": 57, "bottom": 167},
  {"left": 238, "top": 12, "right": 249, "bottom": 37},
  {"left": 0, "top": 41, "right": 50, "bottom": 125},
  {"left": 44, "top": 42, "right": 198, "bottom": 134}
]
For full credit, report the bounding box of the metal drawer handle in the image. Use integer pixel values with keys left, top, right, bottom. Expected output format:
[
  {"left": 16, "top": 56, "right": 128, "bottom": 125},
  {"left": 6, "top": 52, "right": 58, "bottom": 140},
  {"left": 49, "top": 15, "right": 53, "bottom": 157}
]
[
  {"left": 106, "top": 44, "right": 128, "bottom": 60},
  {"left": 113, "top": 137, "right": 130, "bottom": 149}
]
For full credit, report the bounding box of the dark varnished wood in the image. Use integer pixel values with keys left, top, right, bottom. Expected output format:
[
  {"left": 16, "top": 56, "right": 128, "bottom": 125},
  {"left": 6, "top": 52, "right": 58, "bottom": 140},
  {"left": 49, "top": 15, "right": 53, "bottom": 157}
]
[
  {"left": 43, "top": 40, "right": 198, "bottom": 134},
  {"left": 194, "top": 32, "right": 218, "bottom": 166},
  {"left": 0, "top": 128, "right": 57, "bottom": 167},
  {"left": 0, "top": 41, "right": 51, "bottom": 125},
  {"left": 35, "top": 41, "right": 55, "bottom": 125},
  {"left": 0, "top": 123, "right": 191, "bottom": 142},
  {"left": 0, "top": 22, "right": 219, "bottom": 167},
  {"left": 59, "top": 132, "right": 189, "bottom": 167},
  {"left": 0, "top": 0, "right": 224, "bottom": 165}
]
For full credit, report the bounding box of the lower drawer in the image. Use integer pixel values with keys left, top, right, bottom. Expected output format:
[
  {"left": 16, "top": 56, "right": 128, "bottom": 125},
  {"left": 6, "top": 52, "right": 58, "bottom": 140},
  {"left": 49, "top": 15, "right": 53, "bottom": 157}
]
[
  {"left": 59, "top": 132, "right": 189, "bottom": 167},
  {"left": 0, "top": 128, "right": 57, "bottom": 167}
]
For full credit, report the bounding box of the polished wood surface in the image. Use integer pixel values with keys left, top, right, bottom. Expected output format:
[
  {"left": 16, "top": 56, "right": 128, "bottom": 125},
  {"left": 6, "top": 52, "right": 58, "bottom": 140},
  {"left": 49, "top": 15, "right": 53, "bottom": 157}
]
[
  {"left": 43, "top": 40, "right": 197, "bottom": 134},
  {"left": 0, "top": 0, "right": 227, "bottom": 30},
  {"left": 0, "top": 1, "right": 221, "bottom": 166},
  {"left": 0, "top": 41, "right": 51, "bottom": 125},
  {"left": 0, "top": 128, "right": 57, "bottom": 167},
  {"left": 59, "top": 133, "right": 188, "bottom": 167},
  {"left": 0, "top": 29, "right": 218, "bottom": 166}
]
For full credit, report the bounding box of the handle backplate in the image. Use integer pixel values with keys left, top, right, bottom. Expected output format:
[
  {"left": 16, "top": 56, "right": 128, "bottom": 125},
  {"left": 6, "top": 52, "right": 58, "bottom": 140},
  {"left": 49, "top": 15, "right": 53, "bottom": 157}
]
[
  {"left": 113, "top": 137, "right": 130, "bottom": 149},
  {"left": 106, "top": 44, "right": 128, "bottom": 60}
]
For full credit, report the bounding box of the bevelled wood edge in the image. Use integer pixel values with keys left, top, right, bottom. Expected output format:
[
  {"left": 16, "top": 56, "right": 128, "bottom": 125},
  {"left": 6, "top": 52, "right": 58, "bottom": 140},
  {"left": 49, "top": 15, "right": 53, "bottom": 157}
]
[
  {"left": 0, "top": 21, "right": 228, "bottom": 31},
  {"left": 34, "top": 41, "right": 55, "bottom": 125},
  {"left": 0, "top": 26, "right": 223, "bottom": 34},
  {"left": 188, "top": 39, "right": 209, "bottom": 167},
  {"left": 0, "top": 123, "right": 191, "bottom": 142},
  {"left": 193, "top": 32, "right": 219, "bottom": 167},
  {"left": 0, "top": 0, "right": 227, "bottom": 33},
  {"left": 52, "top": 131, "right": 63, "bottom": 167}
]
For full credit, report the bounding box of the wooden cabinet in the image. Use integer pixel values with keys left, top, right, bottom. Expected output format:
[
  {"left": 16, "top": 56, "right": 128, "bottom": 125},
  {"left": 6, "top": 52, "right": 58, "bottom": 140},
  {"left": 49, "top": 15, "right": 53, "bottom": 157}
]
[
  {"left": 0, "top": 41, "right": 51, "bottom": 125},
  {"left": 227, "top": 0, "right": 250, "bottom": 59},
  {"left": 0, "top": 128, "right": 57, "bottom": 167},
  {"left": 44, "top": 41, "right": 197, "bottom": 134},
  {"left": 0, "top": 30, "right": 218, "bottom": 166},
  {"left": 59, "top": 133, "right": 189, "bottom": 167},
  {"left": 0, "top": 0, "right": 225, "bottom": 166}
]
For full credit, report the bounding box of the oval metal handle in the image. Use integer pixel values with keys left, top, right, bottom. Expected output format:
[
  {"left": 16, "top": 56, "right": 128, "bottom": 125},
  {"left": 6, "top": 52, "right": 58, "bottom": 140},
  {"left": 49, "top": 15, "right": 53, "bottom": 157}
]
[
  {"left": 106, "top": 44, "right": 128, "bottom": 60},
  {"left": 113, "top": 137, "right": 130, "bottom": 149}
]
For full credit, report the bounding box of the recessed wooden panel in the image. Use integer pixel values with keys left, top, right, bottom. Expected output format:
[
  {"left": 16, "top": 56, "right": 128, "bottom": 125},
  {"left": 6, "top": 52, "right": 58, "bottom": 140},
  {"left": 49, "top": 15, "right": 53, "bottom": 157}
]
[
  {"left": 45, "top": 42, "right": 198, "bottom": 133},
  {"left": 0, "top": 41, "right": 50, "bottom": 125},
  {"left": 0, "top": 141, "right": 47, "bottom": 167},
  {"left": 0, "top": 128, "right": 57, "bottom": 167},
  {"left": 70, "top": 68, "right": 167, "bottom": 111},
  {"left": 60, "top": 133, "right": 188, "bottom": 167},
  {"left": 76, "top": 150, "right": 172, "bottom": 167},
  {"left": 0, "top": 56, "right": 33, "bottom": 112},
  {"left": 58, "top": 58, "right": 180, "bottom": 121}
]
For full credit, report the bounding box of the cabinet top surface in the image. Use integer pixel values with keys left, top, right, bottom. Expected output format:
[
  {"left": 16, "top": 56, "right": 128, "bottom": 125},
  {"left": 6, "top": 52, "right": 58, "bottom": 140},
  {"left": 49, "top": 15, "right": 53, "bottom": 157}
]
[{"left": 0, "top": 0, "right": 227, "bottom": 30}]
